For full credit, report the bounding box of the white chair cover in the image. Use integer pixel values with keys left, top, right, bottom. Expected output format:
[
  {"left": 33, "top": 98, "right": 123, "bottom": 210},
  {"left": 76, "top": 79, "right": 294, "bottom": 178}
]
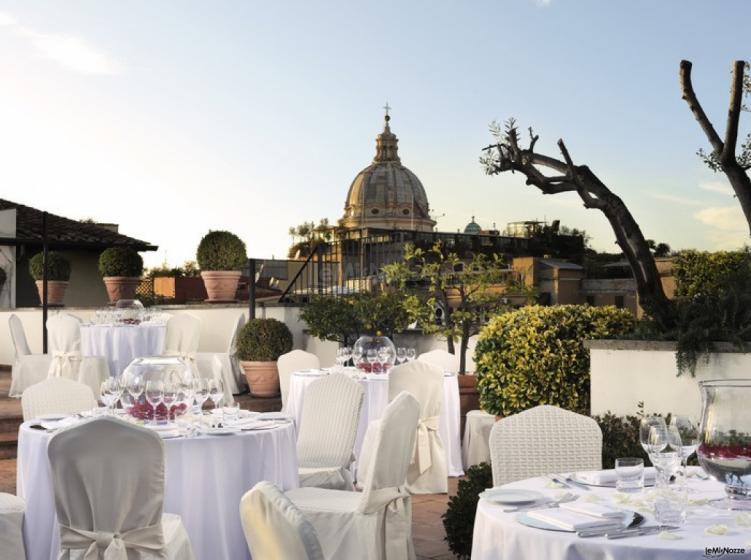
[
  {"left": 240, "top": 481, "right": 325, "bottom": 560},
  {"left": 286, "top": 391, "right": 420, "bottom": 560},
  {"left": 417, "top": 349, "right": 460, "bottom": 374},
  {"left": 8, "top": 314, "right": 53, "bottom": 398},
  {"left": 48, "top": 417, "right": 195, "bottom": 560},
  {"left": 47, "top": 314, "right": 109, "bottom": 397},
  {"left": 297, "top": 373, "right": 364, "bottom": 490},
  {"left": 462, "top": 410, "right": 495, "bottom": 468},
  {"left": 163, "top": 314, "right": 201, "bottom": 377},
  {"left": 489, "top": 405, "right": 603, "bottom": 486},
  {"left": 388, "top": 361, "right": 447, "bottom": 494},
  {"left": 195, "top": 313, "right": 246, "bottom": 397},
  {"left": 21, "top": 377, "right": 96, "bottom": 421},
  {"left": 0, "top": 492, "right": 26, "bottom": 560},
  {"left": 277, "top": 350, "right": 320, "bottom": 410}
]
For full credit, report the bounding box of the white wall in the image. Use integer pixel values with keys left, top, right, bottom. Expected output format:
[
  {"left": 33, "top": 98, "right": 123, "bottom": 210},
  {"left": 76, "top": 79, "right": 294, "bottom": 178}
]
[{"left": 588, "top": 340, "right": 751, "bottom": 418}]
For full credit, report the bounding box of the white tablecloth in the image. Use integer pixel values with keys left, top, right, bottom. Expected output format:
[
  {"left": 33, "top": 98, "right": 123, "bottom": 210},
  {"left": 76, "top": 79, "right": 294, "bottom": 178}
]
[
  {"left": 17, "top": 421, "right": 298, "bottom": 560},
  {"left": 471, "top": 474, "right": 751, "bottom": 559},
  {"left": 286, "top": 370, "right": 464, "bottom": 477},
  {"left": 81, "top": 323, "right": 167, "bottom": 376}
]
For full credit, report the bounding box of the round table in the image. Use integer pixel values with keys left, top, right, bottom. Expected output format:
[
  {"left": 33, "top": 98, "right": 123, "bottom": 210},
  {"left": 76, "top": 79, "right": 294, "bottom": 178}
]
[
  {"left": 471, "top": 474, "right": 751, "bottom": 559},
  {"left": 16, "top": 421, "right": 298, "bottom": 560},
  {"left": 81, "top": 323, "right": 167, "bottom": 376},
  {"left": 286, "top": 370, "right": 464, "bottom": 477}
]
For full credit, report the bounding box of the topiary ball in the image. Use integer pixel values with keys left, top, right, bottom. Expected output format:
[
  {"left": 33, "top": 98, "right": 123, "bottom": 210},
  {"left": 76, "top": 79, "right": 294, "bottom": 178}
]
[
  {"left": 98, "top": 247, "right": 144, "bottom": 277},
  {"left": 236, "top": 318, "right": 293, "bottom": 362},
  {"left": 196, "top": 230, "right": 247, "bottom": 271},
  {"left": 29, "top": 252, "right": 71, "bottom": 281}
]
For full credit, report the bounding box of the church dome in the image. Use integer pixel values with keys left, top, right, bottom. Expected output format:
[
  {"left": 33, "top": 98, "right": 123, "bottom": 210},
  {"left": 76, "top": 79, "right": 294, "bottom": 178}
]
[
  {"left": 340, "top": 111, "right": 435, "bottom": 232},
  {"left": 464, "top": 216, "right": 481, "bottom": 234}
]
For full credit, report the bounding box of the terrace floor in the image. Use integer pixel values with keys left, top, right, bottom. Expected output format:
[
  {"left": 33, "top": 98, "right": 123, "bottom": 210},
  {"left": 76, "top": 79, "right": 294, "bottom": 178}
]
[{"left": 0, "top": 368, "right": 455, "bottom": 559}]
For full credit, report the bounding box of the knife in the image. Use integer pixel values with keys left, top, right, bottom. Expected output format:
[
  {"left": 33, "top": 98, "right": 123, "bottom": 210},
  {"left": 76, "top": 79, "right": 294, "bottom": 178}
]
[
  {"left": 606, "top": 525, "right": 678, "bottom": 539},
  {"left": 563, "top": 476, "right": 591, "bottom": 491}
]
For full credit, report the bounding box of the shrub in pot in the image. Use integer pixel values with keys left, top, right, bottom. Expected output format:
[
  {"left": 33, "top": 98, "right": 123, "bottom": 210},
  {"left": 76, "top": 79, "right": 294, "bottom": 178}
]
[
  {"left": 236, "top": 318, "right": 293, "bottom": 397},
  {"left": 29, "top": 252, "right": 71, "bottom": 306},
  {"left": 98, "top": 247, "right": 144, "bottom": 303},
  {"left": 196, "top": 230, "right": 247, "bottom": 302}
]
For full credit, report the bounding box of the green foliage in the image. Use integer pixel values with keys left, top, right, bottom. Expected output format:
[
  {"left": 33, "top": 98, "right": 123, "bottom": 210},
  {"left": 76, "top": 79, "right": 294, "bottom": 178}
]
[
  {"left": 196, "top": 231, "right": 247, "bottom": 271},
  {"left": 594, "top": 410, "right": 650, "bottom": 469},
  {"left": 287, "top": 218, "right": 338, "bottom": 258},
  {"left": 236, "top": 318, "right": 293, "bottom": 362},
  {"left": 98, "top": 247, "right": 144, "bottom": 277},
  {"left": 475, "top": 305, "right": 635, "bottom": 416},
  {"left": 29, "top": 252, "right": 71, "bottom": 281},
  {"left": 384, "top": 242, "right": 521, "bottom": 372},
  {"left": 442, "top": 463, "right": 493, "bottom": 559},
  {"left": 673, "top": 249, "right": 750, "bottom": 298},
  {"left": 300, "top": 291, "right": 411, "bottom": 346}
]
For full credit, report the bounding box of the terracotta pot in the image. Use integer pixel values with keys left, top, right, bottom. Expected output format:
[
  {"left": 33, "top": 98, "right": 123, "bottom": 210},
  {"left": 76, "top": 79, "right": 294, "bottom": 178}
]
[
  {"left": 35, "top": 280, "right": 68, "bottom": 306},
  {"left": 240, "top": 360, "right": 280, "bottom": 397},
  {"left": 201, "top": 271, "right": 241, "bottom": 303},
  {"left": 103, "top": 276, "right": 142, "bottom": 303}
]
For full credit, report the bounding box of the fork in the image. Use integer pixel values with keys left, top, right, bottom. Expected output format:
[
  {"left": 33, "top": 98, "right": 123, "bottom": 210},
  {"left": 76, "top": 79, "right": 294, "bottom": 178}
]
[{"left": 504, "top": 492, "right": 578, "bottom": 513}]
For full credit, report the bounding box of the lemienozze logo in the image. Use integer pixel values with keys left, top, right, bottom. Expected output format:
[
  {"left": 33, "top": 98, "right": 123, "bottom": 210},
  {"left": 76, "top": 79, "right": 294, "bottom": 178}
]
[{"left": 703, "top": 546, "right": 747, "bottom": 559}]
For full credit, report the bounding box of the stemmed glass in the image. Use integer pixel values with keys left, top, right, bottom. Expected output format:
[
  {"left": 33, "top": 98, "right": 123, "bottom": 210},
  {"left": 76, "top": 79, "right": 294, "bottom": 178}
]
[
  {"left": 100, "top": 379, "right": 121, "bottom": 415},
  {"left": 366, "top": 349, "right": 378, "bottom": 373},
  {"left": 378, "top": 346, "right": 392, "bottom": 374},
  {"left": 145, "top": 380, "right": 164, "bottom": 425},
  {"left": 406, "top": 348, "right": 416, "bottom": 362},
  {"left": 208, "top": 379, "right": 225, "bottom": 426},
  {"left": 176, "top": 381, "right": 193, "bottom": 419},
  {"left": 670, "top": 415, "right": 700, "bottom": 476},
  {"left": 340, "top": 347, "right": 352, "bottom": 369},
  {"left": 352, "top": 346, "right": 364, "bottom": 371},
  {"left": 640, "top": 415, "right": 667, "bottom": 455},
  {"left": 193, "top": 379, "right": 210, "bottom": 414},
  {"left": 396, "top": 347, "right": 407, "bottom": 365},
  {"left": 648, "top": 423, "right": 682, "bottom": 486},
  {"left": 162, "top": 382, "right": 177, "bottom": 423}
]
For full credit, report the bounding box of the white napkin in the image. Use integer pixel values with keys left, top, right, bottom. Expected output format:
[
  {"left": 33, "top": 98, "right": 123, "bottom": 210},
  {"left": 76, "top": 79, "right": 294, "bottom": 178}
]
[
  {"left": 527, "top": 508, "right": 618, "bottom": 531},
  {"left": 257, "top": 412, "right": 292, "bottom": 422},
  {"left": 559, "top": 501, "right": 626, "bottom": 519},
  {"left": 40, "top": 417, "right": 79, "bottom": 430},
  {"left": 576, "top": 467, "right": 656, "bottom": 485}
]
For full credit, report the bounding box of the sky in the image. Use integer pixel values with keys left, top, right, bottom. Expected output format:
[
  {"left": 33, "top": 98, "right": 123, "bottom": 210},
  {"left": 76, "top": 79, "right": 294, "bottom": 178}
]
[{"left": 0, "top": 0, "right": 749, "bottom": 267}]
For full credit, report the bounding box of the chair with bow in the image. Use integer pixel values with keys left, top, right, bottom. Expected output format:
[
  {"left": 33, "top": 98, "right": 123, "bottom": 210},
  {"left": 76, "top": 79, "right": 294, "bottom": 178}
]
[
  {"left": 22, "top": 377, "right": 96, "bottom": 421},
  {"left": 240, "top": 481, "right": 325, "bottom": 560},
  {"left": 277, "top": 350, "right": 320, "bottom": 410},
  {"left": 297, "top": 373, "right": 364, "bottom": 490},
  {"left": 286, "top": 391, "right": 420, "bottom": 560},
  {"left": 8, "top": 313, "right": 53, "bottom": 397},
  {"left": 0, "top": 492, "right": 27, "bottom": 559},
  {"left": 417, "top": 349, "right": 460, "bottom": 374},
  {"left": 489, "top": 405, "right": 602, "bottom": 486},
  {"left": 47, "top": 314, "right": 110, "bottom": 397},
  {"left": 388, "top": 361, "right": 447, "bottom": 494},
  {"left": 163, "top": 313, "right": 201, "bottom": 372},
  {"left": 48, "top": 416, "right": 195, "bottom": 560},
  {"left": 195, "top": 313, "right": 245, "bottom": 397}
]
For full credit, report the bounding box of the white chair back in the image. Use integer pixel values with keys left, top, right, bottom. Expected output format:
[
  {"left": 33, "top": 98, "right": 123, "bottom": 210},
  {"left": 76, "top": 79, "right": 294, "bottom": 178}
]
[
  {"left": 228, "top": 313, "right": 246, "bottom": 355},
  {"left": 489, "top": 405, "right": 603, "bottom": 486},
  {"left": 278, "top": 350, "right": 320, "bottom": 408},
  {"left": 48, "top": 417, "right": 168, "bottom": 557},
  {"left": 298, "top": 373, "right": 363, "bottom": 468},
  {"left": 46, "top": 314, "right": 82, "bottom": 379},
  {"left": 0, "top": 493, "right": 26, "bottom": 560},
  {"left": 164, "top": 314, "right": 201, "bottom": 355},
  {"left": 21, "top": 377, "right": 96, "bottom": 421},
  {"left": 240, "top": 481, "right": 325, "bottom": 560},
  {"left": 8, "top": 314, "right": 31, "bottom": 357},
  {"left": 417, "top": 349, "right": 459, "bottom": 374},
  {"left": 358, "top": 391, "right": 420, "bottom": 512}
]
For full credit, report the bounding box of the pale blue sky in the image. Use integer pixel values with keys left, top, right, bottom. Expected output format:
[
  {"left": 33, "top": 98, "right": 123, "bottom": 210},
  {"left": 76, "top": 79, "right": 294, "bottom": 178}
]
[{"left": 0, "top": 0, "right": 748, "bottom": 266}]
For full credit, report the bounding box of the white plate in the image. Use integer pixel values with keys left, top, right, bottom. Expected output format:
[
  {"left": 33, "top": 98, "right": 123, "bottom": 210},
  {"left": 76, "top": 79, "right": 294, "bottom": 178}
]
[
  {"left": 570, "top": 474, "right": 655, "bottom": 489},
  {"left": 200, "top": 426, "right": 241, "bottom": 436},
  {"left": 515, "top": 511, "right": 635, "bottom": 533},
  {"left": 158, "top": 431, "right": 182, "bottom": 439},
  {"left": 480, "top": 489, "right": 544, "bottom": 505},
  {"left": 144, "top": 423, "right": 178, "bottom": 432},
  {"left": 36, "top": 413, "right": 67, "bottom": 422},
  {"left": 257, "top": 412, "right": 292, "bottom": 421}
]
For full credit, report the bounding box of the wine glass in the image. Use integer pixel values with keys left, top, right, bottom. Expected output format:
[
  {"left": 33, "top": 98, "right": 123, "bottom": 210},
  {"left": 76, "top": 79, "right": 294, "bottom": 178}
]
[
  {"left": 145, "top": 380, "right": 164, "bottom": 425},
  {"left": 119, "top": 387, "right": 135, "bottom": 414},
  {"left": 193, "top": 379, "right": 210, "bottom": 413},
  {"left": 671, "top": 415, "right": 700, "bottom": 474},
  {"left": 640, "top": 415, "right": 667, "bottom": 456},
  {"left": 162, "top": 382, "right": 177, "bottom": 423},
  {"left": 396, "top": 347, "right": 407, "bottom": 364},
  {"left": 366, "top": 349, "right": 378, "bottom": 373},
  {"left": 176, "top": 381, "right": 193, "bottom": 419},
  {"left": 340, "top": 347, "right": 352, "bottom": 368},
  {"left": 352, "top": 346, "right": 364, "bottom": 371},
  {"left": 208, "top": 379, "right": 225, "bottom": 426},
  {"left": 99, "top": 380, "right": 112, "bottom": 414},
  {"left": 406, "top": 348, "right": 416, "bottom": 362}
]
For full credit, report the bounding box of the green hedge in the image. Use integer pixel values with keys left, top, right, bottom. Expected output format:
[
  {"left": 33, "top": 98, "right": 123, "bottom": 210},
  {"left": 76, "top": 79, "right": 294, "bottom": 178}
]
[
  {"left": 29, "top": 252, "right": 71, "bottom": 281},
  {"left": 196, "top": 230, "right": 247, "bottom": 271},
  {"left": 236, "top": 318, "right": 293, "bottom": 362},
  {"left": 673, "top": 249, "right": 750, "bottom": 298},
  {"left": 98, "top": 247, "right": 143, "bottom": 277},
  {"left": 475, "top": 305, "right": 635, "bottom": 416}
]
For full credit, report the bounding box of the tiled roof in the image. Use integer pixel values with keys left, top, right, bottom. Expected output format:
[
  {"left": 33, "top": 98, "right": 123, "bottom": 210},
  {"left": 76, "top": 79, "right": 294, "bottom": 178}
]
[{"left": 0, "top": 198, "right": 156, "bottom": 250}]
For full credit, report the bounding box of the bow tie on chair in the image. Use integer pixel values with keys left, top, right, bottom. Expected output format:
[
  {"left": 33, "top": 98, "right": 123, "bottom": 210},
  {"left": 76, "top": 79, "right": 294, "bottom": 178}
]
[
  {"left": 49, "top": 351, "right": 82, "bottom": 377},
  {"left": 59, "top": 522, "right": 165, "bottom": 560},
  {"left": 413, "top": 416, "right": 440, "bottom": 474}
]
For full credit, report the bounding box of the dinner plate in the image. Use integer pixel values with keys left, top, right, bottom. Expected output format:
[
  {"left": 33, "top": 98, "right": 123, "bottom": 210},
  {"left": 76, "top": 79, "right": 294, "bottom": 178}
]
[
  {"left": 158, "top": 431, "right": 182, "bottom": 439},
  {"left": 35, "top": 413, "right": 67, "bottom": 422},
  {"left": 480, "top": 489, "right": 544, "bottom": 505},
  {"left": 144, "top": 423, "right": 178, "bottom": 432},
  {"left": 200, "top": 426, "right": 241, "bottom": 436},
  {"left": 570, "top": 474, "right": 655, "bottom": 489},
  {"left": 515, "top": 511, "right": 638, "bottom": 533}
]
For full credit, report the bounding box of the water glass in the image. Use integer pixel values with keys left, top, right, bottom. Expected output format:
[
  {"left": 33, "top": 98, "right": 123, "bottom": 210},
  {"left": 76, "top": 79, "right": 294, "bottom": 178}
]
[
  {"left": 654, "top": 485, "right": 688, "bottom": 527},
  {"left": 615, "top": 457, "right": 644, "bottom": 493},
  {"left": 651, "top": 450, "right": 681, "bottom": 487},
  {"left": 222, "top": 403, "right": 241, "bottom": 425}
]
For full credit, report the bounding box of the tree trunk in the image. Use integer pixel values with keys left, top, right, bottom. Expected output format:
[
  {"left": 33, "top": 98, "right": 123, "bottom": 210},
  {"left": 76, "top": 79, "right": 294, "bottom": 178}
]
[{"left": 459, "top": 327, "right": 470, "bottom": 374}]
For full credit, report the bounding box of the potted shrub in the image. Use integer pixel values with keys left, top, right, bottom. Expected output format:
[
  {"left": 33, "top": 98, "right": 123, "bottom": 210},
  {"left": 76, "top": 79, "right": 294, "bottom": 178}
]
[
  {"left": 196, "top": 230, "right": 247, "bottom": 302},
  {"left": 236, "top": 318, "right": 293, "bottom": 397},
  {"left": 29, "top": 252, "right": 71, "bottom": 306},
  {"left": 98, "top": 247, "right": 144, "bottom": 303}
]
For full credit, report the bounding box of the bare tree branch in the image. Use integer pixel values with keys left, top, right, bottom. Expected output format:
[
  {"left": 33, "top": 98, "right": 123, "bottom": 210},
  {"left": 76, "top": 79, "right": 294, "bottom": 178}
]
[
  {"left": 724, "top": 60, "right": 746, "bottom": 162},
  {"left": 680, "top": 60, "right": 724, "bottom": 155}
]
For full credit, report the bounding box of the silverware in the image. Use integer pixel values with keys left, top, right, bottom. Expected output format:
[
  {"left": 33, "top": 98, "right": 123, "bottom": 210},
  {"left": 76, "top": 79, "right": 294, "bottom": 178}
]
[
  {"left": 576, "top": 524, "right": 629, "bottom": 538},
  {"left": 606, "top": 525, "right": 678, "bottom": 539},
  {"left": 503, "top": 492, "right": 578, "bottom": 513},
  {"left": 549, "top": 475, "right": 572, "bottom": 489},
  {"left": 563, "top": 476, "right": 591, "bottom": 491}
]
